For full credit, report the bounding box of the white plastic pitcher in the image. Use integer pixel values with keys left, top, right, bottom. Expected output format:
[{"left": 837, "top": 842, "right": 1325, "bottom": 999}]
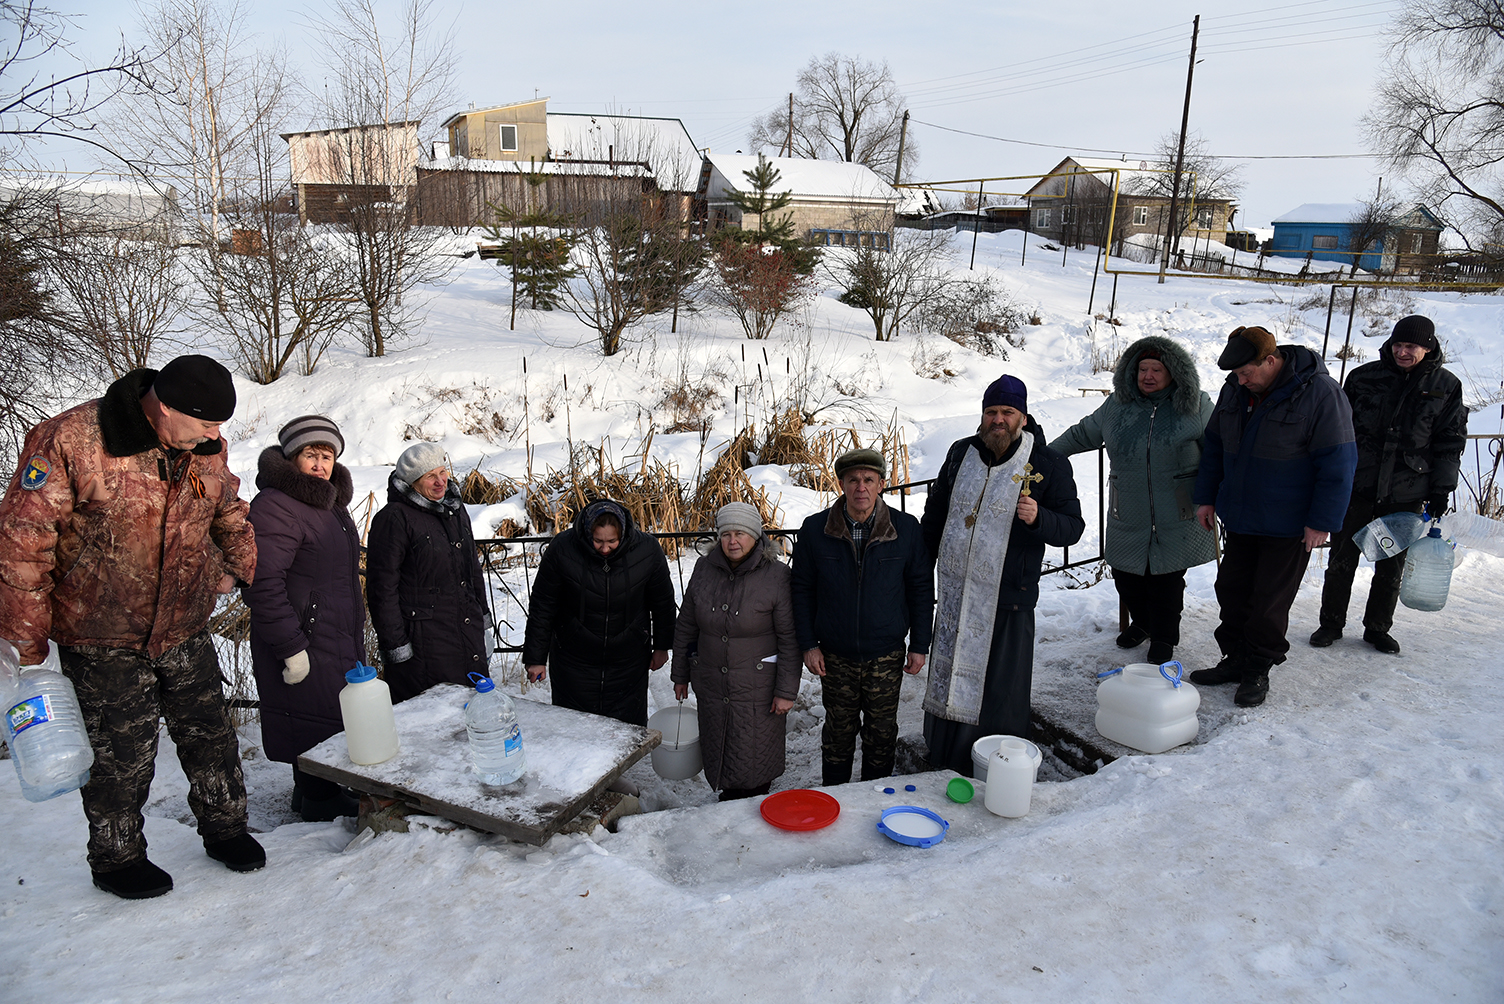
[
  {"left": 983, "top": 738, "right": 1035, "bottom": 818},
  {"left": 1095, "top": 661, "right": 1200, "bottom": 755},
  {"left": 339, "top": 662, "right": 399, "bottom": 765},
  {"left": 646, "top": 703, "right": 701, "bottom": 780},
  {"left": 971, "top": 734, "right": 1041, "bottom": 783}
]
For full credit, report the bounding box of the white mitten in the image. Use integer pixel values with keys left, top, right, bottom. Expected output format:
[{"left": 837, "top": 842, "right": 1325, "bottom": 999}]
[{"left": 283, "top": 650, "right": 310, "bottom": 685}]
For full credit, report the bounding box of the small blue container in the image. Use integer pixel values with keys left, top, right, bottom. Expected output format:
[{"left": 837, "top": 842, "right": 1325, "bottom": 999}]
[{"left": 877, "top": 806, "right": 950, "bottom": 848}]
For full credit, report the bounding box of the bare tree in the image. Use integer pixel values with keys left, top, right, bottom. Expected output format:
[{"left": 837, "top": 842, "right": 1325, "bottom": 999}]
[
  {"left": 189, "top": 81, "right": 359, "bottom": 383},
  {"left": 1, "top": 0, "right": 153, "bottom": 165},
  {"left": 303, "top": 0, "right": 459, "bottom": 355},
  {"left": 749, "top": 53, "right": 916, "bottom": 181},
  {"left": 1366, "top": 0, "right": 1504, "bottom": 247},
  {"left": 1344, "top": 190, "right": 1405, "bottom": 275},
  {"left": 118, "top": 0, "right": 285, "bottom": 243},
  {"left": 1129, "top": 131, "right": 1243, "bottom": 254},
  {"left": 49, "top": 234, "right": 183, "bottom": 376},
  {"left": 824, "top": 222, "right": 954, "bottom": 342},
  {"left": 704, "top": 238, "right": 817, "bottom": 340}
]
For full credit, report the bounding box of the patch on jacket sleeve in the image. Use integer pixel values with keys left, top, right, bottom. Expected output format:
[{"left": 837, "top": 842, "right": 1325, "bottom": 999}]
[{"left": 20, "top": 455, "right": 50, "bottom": 490}]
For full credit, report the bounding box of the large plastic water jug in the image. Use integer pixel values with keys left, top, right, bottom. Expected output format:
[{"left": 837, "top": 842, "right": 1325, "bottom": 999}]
[
  {"left": 465, "top": 672, "right": 526, "bottom": 785},
  {"left": 338, "top": 662, "right": 399, "bottom": 765},
  {"left": 1400, "top": 524, "right": 1454, "bottom": 611},
  {"left": 982, "top": 738, "right": 1035, "bottom": 818},
  {"left": 1095, "top": 661, "right": 1200, "bottom": 755},
  {"left": 1, "top": 640, "right": 95, "bottom": 802},
  {"left": 971, "top": 734, "right": 1040, "bottom": 784}
]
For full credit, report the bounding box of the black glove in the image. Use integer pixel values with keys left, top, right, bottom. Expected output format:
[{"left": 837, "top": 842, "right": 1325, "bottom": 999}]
[{"left": 1426, "top": 496, "right": 1451, "bottom": 519}]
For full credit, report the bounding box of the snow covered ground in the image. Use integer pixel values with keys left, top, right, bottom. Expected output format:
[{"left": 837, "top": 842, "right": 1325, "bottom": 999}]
[{"left": 2, "top": 230, "right": 1501, "bottom": 1001}]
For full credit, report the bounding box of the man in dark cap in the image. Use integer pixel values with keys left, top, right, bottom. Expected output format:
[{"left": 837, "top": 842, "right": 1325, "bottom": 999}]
[
  {"left": 791, "top": 448, "right": 934, "bottom": 785},
  {"left": 0, "top": 355, "right": 262, "bottom": 899},
  {"left": 1311, "top": 315, "right": 1467, "bottom": 654},
  {"left": 919, "top": 375, "right": 1084, "bottom": 776},
  {"left": 1191, "top": 326, "right": 1357, "bottom": 706}
]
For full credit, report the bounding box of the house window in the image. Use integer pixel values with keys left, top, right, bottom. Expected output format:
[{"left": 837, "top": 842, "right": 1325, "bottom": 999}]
[
  {"left": 1312, "top": 235, "right": 1339, "bottom": 249},
  {"left": 499, "top": 124, "right": 518, "bottom": 152},
  {"left": 1196, "top": 208, "right": 1214, "bottom": 228},
  {"left": 1133, "top": 206, "right": 1148, "bottom": 226},
  {"left": 1035, "top": 208, "right": 1052, "bottom": 228},
  {"left": 1410, "top": 233, "right": 1424, "bottom": 254},
  {"left": 1062, "top": 206, "right": 1076, "bottom": 226}
]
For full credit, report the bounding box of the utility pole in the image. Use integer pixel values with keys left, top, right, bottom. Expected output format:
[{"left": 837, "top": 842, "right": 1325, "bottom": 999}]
[
  {"left": 893, "top": 110, "right": 910, "bottom": 186},
  {"left": 784, "top": 93, "right": 793, "bottom": 157},
  {"left": 1159, "top": 14, "right": 1200, "bottom": 284}
]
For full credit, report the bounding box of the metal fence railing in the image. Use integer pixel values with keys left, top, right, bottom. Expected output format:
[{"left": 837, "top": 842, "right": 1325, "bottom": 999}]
[{"left": 473, "top": 447, "right": 1111, "bottom": 659}]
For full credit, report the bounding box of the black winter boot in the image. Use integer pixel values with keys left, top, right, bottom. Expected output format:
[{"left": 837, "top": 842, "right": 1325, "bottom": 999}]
[
  {"left": 1363, "top": 630, "right": 1401, "bottom": 655},
  {"left": 1309, "top": 625, "right": 1342, "bottom": 648},
  {"left": 204, "top": 833, "right": 266, "bottom": 873},
  {"left": 1189, "top": 655, "right": 1243, "bottom": 686},
  {"left": 300, "top": 789, "right": 360, "bottom": 823},
  {"left": 1146, "top": 640, "right": 1175, "bottom": 665},
  {"left": 92, "top": 859, "right": 173, "bottom": 899},
  {"left": 1234, "top": 659, "right": 1273, "bottom": 707},
  {"left": 1115, "top": 624, "right": 1149, "bottom": 648}
]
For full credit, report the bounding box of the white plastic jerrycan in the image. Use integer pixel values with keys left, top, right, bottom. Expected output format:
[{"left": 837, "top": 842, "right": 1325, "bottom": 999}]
[
  {"left": 1095, "top": 661, "right": 1200, "bottom": 755},
  {"left": 339, "top": 662, "right": 400, "bottom": 765},
  {"left": 982, "top": 737, "right": 1036, "bottom": 818}
]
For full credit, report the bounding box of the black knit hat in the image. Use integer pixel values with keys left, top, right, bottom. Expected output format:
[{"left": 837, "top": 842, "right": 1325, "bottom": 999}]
[
  {"left": 152, "top": 355, "right": 236, "bottom": 422},
  {"left": 1389, "top": 315, "right": 1438, "bottom": 353}
]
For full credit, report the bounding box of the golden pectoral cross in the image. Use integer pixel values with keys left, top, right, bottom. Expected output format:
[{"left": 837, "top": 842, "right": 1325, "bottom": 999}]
[{"left": 1012, "top": 464, "right": 1044, "bottom": 497}]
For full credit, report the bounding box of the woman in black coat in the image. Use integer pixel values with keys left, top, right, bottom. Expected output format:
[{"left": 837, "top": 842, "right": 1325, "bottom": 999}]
[
  {"left": 366, "top": 442, "right": 491, "bottom": 703},
  {"left": 244, "top": 416, "right": 365, "bottom": 821},
  {"left": 522, "top": 499, "right": 675, "bottom": 727}
]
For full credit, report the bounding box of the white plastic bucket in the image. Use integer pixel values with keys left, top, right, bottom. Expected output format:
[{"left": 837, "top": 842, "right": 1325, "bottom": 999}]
[
  {"left": 971, "top": 734, "right": 1041, "bottom": 783},
  {"left": 646, "top": 705, "right": 702, "bottom": 780}
]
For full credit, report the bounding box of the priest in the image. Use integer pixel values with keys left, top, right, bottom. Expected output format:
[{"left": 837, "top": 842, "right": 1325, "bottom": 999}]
[{"left": 920, "top": 375, "right": 1085, "bottom": 776}]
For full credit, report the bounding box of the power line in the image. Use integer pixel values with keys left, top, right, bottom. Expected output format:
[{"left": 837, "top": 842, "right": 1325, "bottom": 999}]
[{"left": 909, "top": 119, "right": 1376, "bottom": 161}]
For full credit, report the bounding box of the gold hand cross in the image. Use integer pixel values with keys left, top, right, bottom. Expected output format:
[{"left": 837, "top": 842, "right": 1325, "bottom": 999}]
[{"left": 1012, "top": 464, "right": 1044, "bottom": 497}]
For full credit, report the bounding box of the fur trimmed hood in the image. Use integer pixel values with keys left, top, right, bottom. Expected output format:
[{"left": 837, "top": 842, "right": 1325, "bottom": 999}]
[
  {"left": 255, "top": 445, "right": 353, "bottom": 511},
  {"left": 1111, "top": 336, "right": 1203, "bottom": 417}
]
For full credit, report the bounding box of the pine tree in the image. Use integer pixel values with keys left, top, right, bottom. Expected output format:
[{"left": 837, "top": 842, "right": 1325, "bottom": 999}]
[
  {"left": 482, "top": 190, "right": 579, "bottom": 328},
  {"left": 718, "top": 154, "right": 820, "bottom": 274}
]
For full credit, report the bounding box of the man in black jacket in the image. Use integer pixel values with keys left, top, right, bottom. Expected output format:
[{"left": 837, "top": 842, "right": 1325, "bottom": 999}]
[
  {"left": 1312, "top": 315, "right": 1468, "bottom": 655},
  {"left": 791, "top": 449, "right": 934, "bottom": 785}
]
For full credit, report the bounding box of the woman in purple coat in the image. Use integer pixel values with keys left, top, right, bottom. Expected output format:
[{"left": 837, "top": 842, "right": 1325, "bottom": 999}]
[{"left": 244, "top": 416, "right": 366, "bottom": 822}]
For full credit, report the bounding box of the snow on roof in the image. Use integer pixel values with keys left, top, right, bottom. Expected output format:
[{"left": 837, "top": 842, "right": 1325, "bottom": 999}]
[
  {"left": 704, "top": 154, "right": 898, "bottom": 205},
  {"left": 1272, "top": 203, "right": 1366, "bottom": 224},
  {"left": 547, "top": 113, "right": 701, "bottom": 190}
]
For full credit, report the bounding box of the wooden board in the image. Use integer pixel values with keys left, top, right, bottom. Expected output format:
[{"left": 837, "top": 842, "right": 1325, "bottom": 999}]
[{"left": 298, "top": 684, "right": 661, "bottom": 846}]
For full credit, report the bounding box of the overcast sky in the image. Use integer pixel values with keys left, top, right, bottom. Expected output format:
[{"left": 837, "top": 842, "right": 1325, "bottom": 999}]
[{"left": 19, "top": 0, "right": 1404, "bottom": 227}]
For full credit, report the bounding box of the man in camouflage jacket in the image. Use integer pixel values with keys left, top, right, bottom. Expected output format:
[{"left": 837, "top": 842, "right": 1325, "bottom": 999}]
[{"left": 0, "top": 356, "right": 262, "bottom": 899}]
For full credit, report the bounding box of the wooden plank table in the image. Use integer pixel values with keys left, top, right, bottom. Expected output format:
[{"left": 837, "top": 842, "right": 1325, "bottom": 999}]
[{"left": 298, "top": 684, "right": 661, "bottom": 846}]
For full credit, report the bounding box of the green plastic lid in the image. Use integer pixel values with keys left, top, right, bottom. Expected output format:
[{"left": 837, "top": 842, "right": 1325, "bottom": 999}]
[{"left": 946, "top": 777, "right": 975, "bottom": 803}]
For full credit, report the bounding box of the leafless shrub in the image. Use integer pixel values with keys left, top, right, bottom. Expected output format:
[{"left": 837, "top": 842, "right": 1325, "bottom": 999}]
[{"left": 915, "top": 273, "right": 1028, "bottom": 356}]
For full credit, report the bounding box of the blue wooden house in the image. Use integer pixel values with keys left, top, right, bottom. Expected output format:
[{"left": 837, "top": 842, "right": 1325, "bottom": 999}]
[{"left": 1270, "top": 203, "right": 1443, "bottom": 273}]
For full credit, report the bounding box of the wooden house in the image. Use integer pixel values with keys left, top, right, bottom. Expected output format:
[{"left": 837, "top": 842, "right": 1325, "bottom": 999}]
[
  {"left": 699, "top": 153, "right": 901, "bottom": 246},
  {"left": 1270, "top": 203, "right": 1443, "bottom": 274},
  {"left": 1023, "top": 156, "right": 1236, "bottom": 253},
  {"left": 281, "top": 121, "right": 422, "bottom": 224}
]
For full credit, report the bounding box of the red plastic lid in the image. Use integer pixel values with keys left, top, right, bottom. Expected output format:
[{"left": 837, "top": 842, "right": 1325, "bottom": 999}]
[{"left": 760, "top": 789, "right": 841, "bottom": 831}]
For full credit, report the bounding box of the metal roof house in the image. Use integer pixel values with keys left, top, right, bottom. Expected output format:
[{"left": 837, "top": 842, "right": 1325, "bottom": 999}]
[{"left": 1270, "top": 203, "right": 1443, "bottom": 274}]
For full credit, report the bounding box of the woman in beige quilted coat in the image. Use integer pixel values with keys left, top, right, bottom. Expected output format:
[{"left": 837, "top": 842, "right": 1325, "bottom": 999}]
[{"left": 671, "top": 502, "right": 801, "bottom": 800}]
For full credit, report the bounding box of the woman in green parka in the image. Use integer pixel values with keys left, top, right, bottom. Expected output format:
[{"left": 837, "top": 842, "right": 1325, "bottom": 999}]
[{"left": 1050, "top": 335, "right": 1216, "bottom": 664}]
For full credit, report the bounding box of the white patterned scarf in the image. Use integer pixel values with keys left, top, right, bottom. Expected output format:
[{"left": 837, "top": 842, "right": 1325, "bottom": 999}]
[{"left": 923, "top": 432, "right": 1033, "bottom": 725}]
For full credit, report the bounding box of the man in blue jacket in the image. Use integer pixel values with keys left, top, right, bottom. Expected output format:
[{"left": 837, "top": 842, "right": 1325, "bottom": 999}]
[
  {"left": 791, "top": 448, "right": 934, "bottom": 785},
  {"left": 1191, "top": 325, "right": 1357, "bottom": 706}
]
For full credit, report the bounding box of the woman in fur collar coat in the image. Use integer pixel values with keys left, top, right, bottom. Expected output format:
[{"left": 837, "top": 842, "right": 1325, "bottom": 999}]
[
  {"left": 244, "top": 416, "right": 366, "bottom": 822},
  {"left": 1050, "top": 336, "right": 1216, "bottom": 664}
]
